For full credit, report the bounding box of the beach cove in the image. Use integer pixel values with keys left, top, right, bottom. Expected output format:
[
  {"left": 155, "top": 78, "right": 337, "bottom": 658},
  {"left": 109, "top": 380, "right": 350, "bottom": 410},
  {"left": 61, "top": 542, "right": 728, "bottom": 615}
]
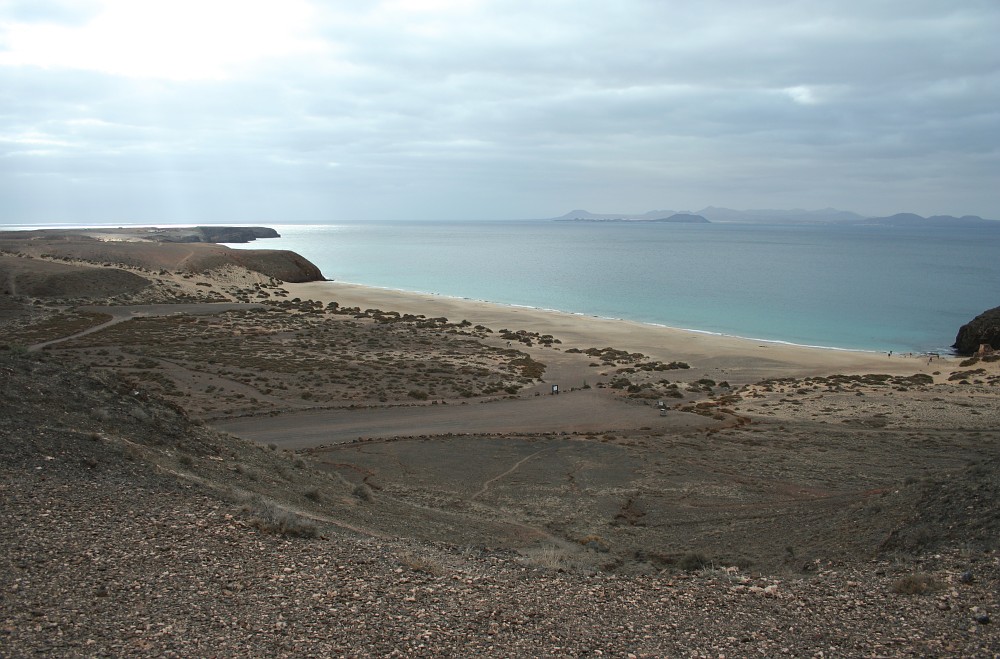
[
  {"left": 226, "top": 220, "right": 1000, "bottom": 354},
  {"left": 2, "top": 226, "right": 999, "bottom": 655}
]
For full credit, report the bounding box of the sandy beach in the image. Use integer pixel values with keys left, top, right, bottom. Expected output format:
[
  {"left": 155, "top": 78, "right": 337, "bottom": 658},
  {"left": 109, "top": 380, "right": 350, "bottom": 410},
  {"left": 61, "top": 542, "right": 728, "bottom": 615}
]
[{"left": 289, "top": 280, "right": 947, "bottom": 384}]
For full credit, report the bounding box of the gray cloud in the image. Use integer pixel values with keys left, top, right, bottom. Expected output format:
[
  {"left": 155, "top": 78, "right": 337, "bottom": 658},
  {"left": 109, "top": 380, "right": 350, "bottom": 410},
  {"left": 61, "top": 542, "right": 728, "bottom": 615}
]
[{"left": 1, "top": 0, "right": 998, "bottom": 222}]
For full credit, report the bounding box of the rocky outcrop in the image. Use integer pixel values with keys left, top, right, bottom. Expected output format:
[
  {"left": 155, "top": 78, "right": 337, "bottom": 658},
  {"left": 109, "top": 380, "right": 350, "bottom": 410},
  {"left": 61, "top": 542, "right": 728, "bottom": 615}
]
[{"left": 953, "top": 306, "right": 1000, "bottom": 355}]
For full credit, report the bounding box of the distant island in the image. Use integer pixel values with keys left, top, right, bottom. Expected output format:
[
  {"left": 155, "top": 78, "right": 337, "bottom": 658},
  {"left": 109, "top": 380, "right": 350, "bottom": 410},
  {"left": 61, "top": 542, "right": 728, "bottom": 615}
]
[
  {"left": 652, "top": 213, "right": 709, "bottom": 224},
  {"left": 557, "top": 212, "right": 709, "bottom": 224},
  {"left": 551, "top": 207, "right": 998, "bottom": 227},
  {"left": 862, "top": 213, "right": 998, "bottom": 228}
]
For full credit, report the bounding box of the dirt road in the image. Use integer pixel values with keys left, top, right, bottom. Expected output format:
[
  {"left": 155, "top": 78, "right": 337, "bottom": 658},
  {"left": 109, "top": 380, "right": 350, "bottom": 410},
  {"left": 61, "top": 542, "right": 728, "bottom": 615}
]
[{"left": 213, "top": 390, "right": 715, "bottom": 448}]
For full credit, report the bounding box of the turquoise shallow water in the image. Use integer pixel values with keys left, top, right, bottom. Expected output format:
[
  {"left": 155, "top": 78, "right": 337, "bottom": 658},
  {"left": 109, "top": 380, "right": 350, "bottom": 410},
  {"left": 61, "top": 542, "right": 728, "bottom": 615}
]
[
  {"left": 223, "top": 220, "right": 1000, "bottom": 354},
  {"left": 7, "top": 219, "right": 997, "bottom": 352}
]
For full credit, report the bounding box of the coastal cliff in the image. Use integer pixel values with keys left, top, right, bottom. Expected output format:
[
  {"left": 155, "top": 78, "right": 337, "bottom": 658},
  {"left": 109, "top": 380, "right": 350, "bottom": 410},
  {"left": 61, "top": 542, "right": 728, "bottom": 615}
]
[
  {"left": 0, "top": 227, "right": 325, "bottom": 293},
  {"left": 153, "top": 226, "right": 281, "bottom": 243},
  {"left": 954, "top": 306, "right": 1000, "bottom": 355},
  {"left": 0, "top": 226, "right": 280, "bottom": 244}
]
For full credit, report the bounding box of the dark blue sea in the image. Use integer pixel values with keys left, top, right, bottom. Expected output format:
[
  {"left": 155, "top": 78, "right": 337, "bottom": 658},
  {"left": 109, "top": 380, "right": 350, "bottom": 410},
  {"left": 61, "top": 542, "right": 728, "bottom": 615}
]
[{"left": 225, "top": 220, "right": 1000, "bottom": 354}]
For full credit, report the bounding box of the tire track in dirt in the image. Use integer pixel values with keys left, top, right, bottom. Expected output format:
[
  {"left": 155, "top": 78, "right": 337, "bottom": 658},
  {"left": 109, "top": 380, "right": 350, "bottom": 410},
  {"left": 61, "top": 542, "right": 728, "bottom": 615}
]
[
  {"left": 470, "top": 447, "right": 554, "bottom": 501},
  {"left": 28, "top": 314, "right": 125, "bottom": 352},
  {"left": 351, "top": 477, "right": 576, "bottom": 550},
  {"left": 29, "top": 303, "right": 260, "bottom": 352}
]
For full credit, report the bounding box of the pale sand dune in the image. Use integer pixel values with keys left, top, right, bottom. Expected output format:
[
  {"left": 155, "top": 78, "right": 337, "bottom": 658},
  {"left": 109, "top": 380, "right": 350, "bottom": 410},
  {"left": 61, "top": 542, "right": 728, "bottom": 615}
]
[{"left": 287, "top": 280, "right": 952, "bottom": 384}]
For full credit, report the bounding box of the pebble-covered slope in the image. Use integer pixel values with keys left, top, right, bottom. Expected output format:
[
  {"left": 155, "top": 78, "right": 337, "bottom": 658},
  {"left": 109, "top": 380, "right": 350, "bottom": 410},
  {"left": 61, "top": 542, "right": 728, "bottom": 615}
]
[{"left": 1, "top": 354, "right": 998, "bottom": 657}]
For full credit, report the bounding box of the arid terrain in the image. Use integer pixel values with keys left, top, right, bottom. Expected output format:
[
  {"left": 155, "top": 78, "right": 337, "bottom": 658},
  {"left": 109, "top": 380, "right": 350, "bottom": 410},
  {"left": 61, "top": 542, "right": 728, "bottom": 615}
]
[{"left": 1, "top": 228, "right": 998, "bottom": 656}]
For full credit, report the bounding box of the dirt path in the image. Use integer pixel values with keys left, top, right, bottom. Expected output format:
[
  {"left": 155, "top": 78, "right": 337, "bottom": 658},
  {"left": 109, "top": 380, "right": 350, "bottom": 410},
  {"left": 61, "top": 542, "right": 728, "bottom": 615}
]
[
  {"left": 28, "top": 313, "right": 123, "bottom": 352},
  {"left": 28, "top": 302, "right": 261, "bottom": 351}
]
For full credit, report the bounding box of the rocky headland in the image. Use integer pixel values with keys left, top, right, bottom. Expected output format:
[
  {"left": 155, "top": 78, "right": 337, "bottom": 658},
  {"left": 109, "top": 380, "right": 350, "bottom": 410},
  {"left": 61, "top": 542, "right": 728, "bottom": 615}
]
[
  {"left": 0, "top": 227, "right": 324, "bottom": 299},
  {"left": 954, "top": 305, "right": 1000, "bottom": 355},
  {"left": 0, "top": 225, "right": 281, "bottom": 244}
]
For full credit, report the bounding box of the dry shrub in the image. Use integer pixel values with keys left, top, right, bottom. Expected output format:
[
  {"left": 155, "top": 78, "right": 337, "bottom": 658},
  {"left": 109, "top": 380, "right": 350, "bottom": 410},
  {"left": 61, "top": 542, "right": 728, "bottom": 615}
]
[
  {"left": 352, "top": 483, "right": 374, "bottom": 502},
  {"left": 678, "top": 552, "right": 709, "bottom": 572},
  {"left": 519, "top": 546, "right": 577, "bottom": 571},
  {"left": 397, "top": 552, "right": 443, "bottom": 575},
  {"left": 243, "top": 500, "right": 318, "bottom": 539},
  {"left": 891, "top": 573, "right": 941, "bottom": 595}
]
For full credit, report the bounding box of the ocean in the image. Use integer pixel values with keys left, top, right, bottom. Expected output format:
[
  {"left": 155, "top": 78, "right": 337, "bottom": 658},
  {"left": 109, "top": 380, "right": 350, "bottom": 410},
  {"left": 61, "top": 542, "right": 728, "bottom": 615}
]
[{"left": 224, "top": 220, "right": 1000, "bottom": 354}]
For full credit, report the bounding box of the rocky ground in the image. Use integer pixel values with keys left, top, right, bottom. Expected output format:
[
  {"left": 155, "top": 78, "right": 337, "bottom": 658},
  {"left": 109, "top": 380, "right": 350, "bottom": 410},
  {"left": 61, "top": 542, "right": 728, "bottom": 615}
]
[
  {"left": 2, "top": 354, "right": 998, "bottom": 657},
  {"left": 1, "top": 233, "right": 999, "bottom": 656}
]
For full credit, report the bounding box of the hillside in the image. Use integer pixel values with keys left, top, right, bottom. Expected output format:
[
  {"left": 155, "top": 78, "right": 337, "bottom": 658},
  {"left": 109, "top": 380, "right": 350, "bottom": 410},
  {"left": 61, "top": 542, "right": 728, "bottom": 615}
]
[{"left": 3, "top": 351, "right": 999, "bottom": 656}]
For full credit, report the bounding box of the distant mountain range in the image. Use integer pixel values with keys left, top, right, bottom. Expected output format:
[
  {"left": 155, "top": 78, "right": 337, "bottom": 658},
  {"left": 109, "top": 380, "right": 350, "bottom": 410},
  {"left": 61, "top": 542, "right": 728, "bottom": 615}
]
[
  {"left": 860, "top": 213, "right": 998, "bottom": 227},
  {"left": 551, "top": 207, "right": 998, "bottom": 227}
]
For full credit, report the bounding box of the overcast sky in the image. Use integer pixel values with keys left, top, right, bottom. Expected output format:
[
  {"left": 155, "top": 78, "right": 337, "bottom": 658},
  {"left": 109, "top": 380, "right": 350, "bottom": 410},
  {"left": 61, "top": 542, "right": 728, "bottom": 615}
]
[{"left": 1, "top": 0, "right": 998, "bottom": 223}]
